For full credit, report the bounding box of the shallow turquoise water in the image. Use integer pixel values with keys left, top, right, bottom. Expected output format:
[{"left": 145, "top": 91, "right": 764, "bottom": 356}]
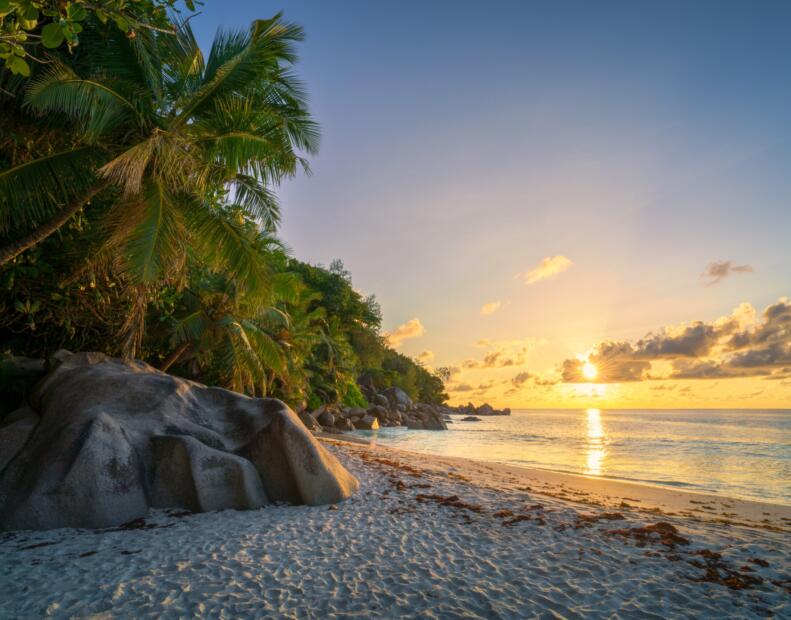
[{"left": 352, "top": 409, "right": 791, "bottom": 505}]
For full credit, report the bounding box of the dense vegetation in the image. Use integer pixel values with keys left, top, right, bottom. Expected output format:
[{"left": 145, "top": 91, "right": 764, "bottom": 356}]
[{"left": 0, "top": 5, "right": 447, "bottom": 409}]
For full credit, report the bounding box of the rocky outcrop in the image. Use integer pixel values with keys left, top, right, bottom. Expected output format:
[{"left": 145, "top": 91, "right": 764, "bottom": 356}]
[
  {"left": 295, "top": 394, "right": 512, "bottom": 434},
  {"left": 382, "top": 386, "right": 412, "bottom": 410},
  {"left": 0, "top": 352, "right": 359, "bottom": 531},
  {"left": 317, "top": 409, "right": 336, "bottom": 428},
  {"left": 298, "top": 395, "right": 449, "bottom": 433},
  {"left": 452, "top": 402, "right": 511, "bottom": 416},
  {"left": 354, "top": 415, "right": 379, "bottom": 430},
  {"left": 298, "top": 410, "right": 322, "bottom": 432}
]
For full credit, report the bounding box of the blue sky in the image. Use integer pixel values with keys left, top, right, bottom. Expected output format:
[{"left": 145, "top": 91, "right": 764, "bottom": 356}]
[{"left": 191, "top": 2, "right": 791, "bottom": 406}]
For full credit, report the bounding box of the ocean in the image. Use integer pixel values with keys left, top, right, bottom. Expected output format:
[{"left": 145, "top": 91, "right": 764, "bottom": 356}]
[{"left": 352, "top": 409, "right": 791, "bottom": 506}]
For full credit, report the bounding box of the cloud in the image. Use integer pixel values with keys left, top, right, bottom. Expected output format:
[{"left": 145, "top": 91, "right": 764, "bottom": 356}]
[
  {"left": 561, "top": 342, "right": 651, "bottom": 383},
  {"left": 462, "top": 337, "right": 540, "bottom": 369},
  {"left": 668, "top": 360, "right": 738, "bottom": 380},
  {"left": 385, "top": 318, "right": 425, "bottom": 347},
  {"left": 511, "top": 372, "right": 532, "bottom": 386},
  {"left": 416, "top": 350, "right": 435, "bottom": 364},
  {"left": 635, "top": 322, "right": 722, "bottom": 359},
  {"left": 558, "top": 297, "right": 791, "bottom": 383},
  {"left": 520, "top": 255, "right": 572, "bottom": 285},
  {"left": 649, "top": 384, "right": 677, "bottom": 391},
  {"left": 449, "top": 383, "right": 474, "bottom": 393},
  {"left": 480, "top": 301, "right": 502, "bottom": 316},
  {"left": 703, "top": 260, "right": 754, "bottom": 286}
]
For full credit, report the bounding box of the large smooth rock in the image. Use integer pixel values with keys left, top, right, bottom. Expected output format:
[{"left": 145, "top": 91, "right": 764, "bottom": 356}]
[
  {"left": 335, "top": 417, "right": 354, "bottom": 432},
  {"left": 353, "top": 415, "right": 379, "bottom": 430},
  {"left": 344, "top": 407, "right": 367, "bottom": 420},
  {"left": 0, "top": 406, "right": 39, "bottom": 471},
  {"left": 382, "top": 386, "right": 412, "bottom": 409},
  {"left": 317, "top": 410, "right": 336, "bottom": 427},
  {"left": 298, "top": 410, "right": 322, "bottom": 432},
  {"left": 373, "top": 393, "right": 390, "bottom": 408},
  {"left": 0, "top": 352, "right": 359, "bottom": 531},
  {"left": 367, "top": 405, "right": 389, "bottom": 421}
]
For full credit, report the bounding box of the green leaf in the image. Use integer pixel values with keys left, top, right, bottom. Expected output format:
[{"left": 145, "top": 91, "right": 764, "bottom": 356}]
[
  {"left": 7, "top": 55, "right": 30, "bottom": 77},
  {"left": 0, "top": 0, "right": 12, "bottom": 17},
  {"left": 23, "top": 5, "right": 39, "bottom": 21},
  {"left": 66, "top": 4, "right": 88, "bottom": 21},
  {"left": 41, "top": 23, "right": 65, "bottom": 48},
  {"left": 17, "top": 5, "right": 38, "bottom": 29},
  {"left": 113, "top": 15, "right": 129, "bottom": 32}
]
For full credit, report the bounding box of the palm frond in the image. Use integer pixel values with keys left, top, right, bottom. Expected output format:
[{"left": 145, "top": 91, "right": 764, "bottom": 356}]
[
  {"left": 179, "top": 13, "right": 305, "bottom": 120},
  {"left": 160, "top": 19, "right": 206, "bottom": 100},
  {"left": 118, "top": 182, "right": 187, "bottom": 284},
  {"left": 232, "top": 174, "right": 280, "bottom": 230},
  {"left": 170, "top": 309, "right": 209, "bottom": 345},
  {"left": 239, "top": 318, "right": 285, "bottom": 373},
  {"left": 222, "top": 318, "right": 266, "bottom": 393},
  {"left": 257, "top": 306, "right": 291, "bottom": 330},
  {"left": 0, "top": 147, "right": 103, "bottom": 233},
  {"left": 186, "top": 204, "right": 271, "bottom": 295},
  {"left": 97, "top": 135, "right": 159, "bottom": 196},
  {"left": 25, "top": 62, "right": 140, "bottom": 141}
]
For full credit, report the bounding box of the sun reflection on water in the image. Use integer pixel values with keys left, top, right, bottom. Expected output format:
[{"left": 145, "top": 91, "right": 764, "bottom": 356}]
[{"left": 586, "top": 408, "right": 606, "bottom": 476}]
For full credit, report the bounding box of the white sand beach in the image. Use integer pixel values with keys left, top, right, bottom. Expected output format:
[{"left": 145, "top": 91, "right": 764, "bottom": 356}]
[{"left": 1, "top": 438, "right": 789, "bottom": 619}]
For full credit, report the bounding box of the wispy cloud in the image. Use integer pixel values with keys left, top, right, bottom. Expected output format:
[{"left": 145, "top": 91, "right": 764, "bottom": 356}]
[
  {"left": 449, "top": 383, "right": 474, "bottom": 393},
  {"left": 511, "top": 372, "right": 532, "bottom": 386},
  {"left": 416, "top": 350, "right": 435, "bottom": 364},
  {"left": 703, "top": 260, "right": 754, "bottom": 286},
  {"left": 479, "top": 301, "right": 502, "bottom": 316},
  {"left": 462, "top": 337, "right": 541, "bottom": 369},
  {"left": 385, "top": 318, "right": 425, "bottom": 347},
  {"left": 520, "top": 255, "right": 573, "bottom": 285}
]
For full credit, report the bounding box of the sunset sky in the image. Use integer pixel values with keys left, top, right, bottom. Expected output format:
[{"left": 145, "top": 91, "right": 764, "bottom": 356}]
[{"left": 192, "top": 1, "right": 791, "bottom": 408}]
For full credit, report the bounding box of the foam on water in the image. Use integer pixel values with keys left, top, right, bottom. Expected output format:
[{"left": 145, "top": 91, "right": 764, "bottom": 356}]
[{"left": 353, "top": 409, "right": 791, "bottom": 505}]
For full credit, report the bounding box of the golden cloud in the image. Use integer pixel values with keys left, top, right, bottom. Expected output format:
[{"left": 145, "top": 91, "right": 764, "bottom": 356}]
[
  {"left": 385, "top": 318, "right": 425, "bottom": 347},
  {"left": 560, "top": 297, "right": 791, "bottom": 383},
  {"left": 520, "top": 255, "right": 573, "bottom": 285},
  {"left": 480, "top": 301, "right": 502, "bottom": 316},
  {"left": 462, "top": 337, "right": 541, "bottom": 369},
  {"left": 416, "top": 350, "right": 435, "bottom": 363}
]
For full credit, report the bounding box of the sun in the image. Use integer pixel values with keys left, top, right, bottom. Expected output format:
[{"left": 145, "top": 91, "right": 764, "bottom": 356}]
[{"left": 582, "top": 361, "right": 598, "bottom": 380}]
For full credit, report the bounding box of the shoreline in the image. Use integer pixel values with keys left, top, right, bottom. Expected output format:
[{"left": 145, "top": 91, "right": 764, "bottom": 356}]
[
  {"left": 1, "top": 438, "right": 789, "bottom": 617},
  {"left": 318, "top": 434, "right": 791, "bottom": 531}
]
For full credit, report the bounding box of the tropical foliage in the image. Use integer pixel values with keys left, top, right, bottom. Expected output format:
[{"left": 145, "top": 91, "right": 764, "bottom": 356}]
[
  {"left": 0, "top": 0, "right": 181, "bottom": 76},
  {"left": 0, "top": 9, "right": 448, "bottom": 409}
]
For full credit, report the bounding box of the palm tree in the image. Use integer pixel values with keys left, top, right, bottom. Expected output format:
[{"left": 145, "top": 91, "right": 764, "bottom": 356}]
[
  {"left": 162, "top": 272, "right": 289, "bottom": 396},
  {"left": 158, "top": 235, "right": 292, "bottom": 396},
  {"left": 0, "top": 14, "right": 318, "bottom": 354}
]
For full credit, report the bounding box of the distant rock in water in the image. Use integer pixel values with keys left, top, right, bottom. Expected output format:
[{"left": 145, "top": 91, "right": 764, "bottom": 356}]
[
  {"left": 461, "top": 416, "right": 482, "bottom": 422},
  {"left": 452, "top": 402, "right": 511, "bottom": 417},
  {"left": 0, "top": 352, "right": 359, "bottom": 531}
]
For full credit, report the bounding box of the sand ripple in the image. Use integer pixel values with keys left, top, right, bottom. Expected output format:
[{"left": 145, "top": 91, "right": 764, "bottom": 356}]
[{"left": 0, "top": 443, "right": 788, "bottom": 619}]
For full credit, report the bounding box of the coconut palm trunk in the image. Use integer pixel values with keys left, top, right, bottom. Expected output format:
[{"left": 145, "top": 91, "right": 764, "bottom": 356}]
[
  {"left": 160, "top": 340, "right": 191, "bottom": 372},
  {"left": 0, "top": 183, "right": 106, "bottom": 266}
]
